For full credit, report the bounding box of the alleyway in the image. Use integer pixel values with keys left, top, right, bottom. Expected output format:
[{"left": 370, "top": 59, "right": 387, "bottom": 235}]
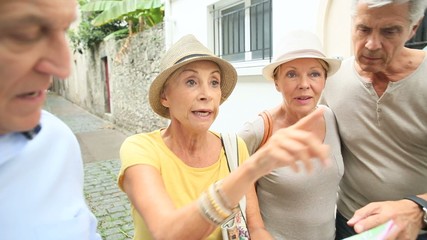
[{"left": 43, "top": 93, "right": 134, "bottom": 240}]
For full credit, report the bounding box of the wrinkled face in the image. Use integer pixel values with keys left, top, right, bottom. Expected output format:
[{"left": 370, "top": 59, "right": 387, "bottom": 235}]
[
  {"left": 161, "top": 60, "right": 222, "bottom": 131},
  {"left": 274, "top": 58, "right": 326, "bottom": 117},
  {"left": 0, "top": 0, "right": 77, "bottom": 135},
  {"left": 352, "top": 2, "right": 416, "bottom": 73}
]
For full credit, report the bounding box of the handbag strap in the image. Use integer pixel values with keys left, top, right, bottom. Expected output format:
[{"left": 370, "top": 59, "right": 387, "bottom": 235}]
[
  {"left": 258, "top": 110, "right": 273, "bottom": 150},
  {"left": 221, "top": 132, "right": 239, "bottom": 172},
  {"left": 220, "top": 133, "right": 247, "bottom": 220}
]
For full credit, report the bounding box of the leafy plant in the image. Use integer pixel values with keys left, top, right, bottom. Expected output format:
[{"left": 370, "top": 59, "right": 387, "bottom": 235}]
[
  {"left": 68, "top": 1, "right": 126, "bottom": 51},
  {"left": 68, "top": 0, "right": 164, "bottom": 52},
  {"left": 81, "top": 0, "right": 164, "bottom": 33}
]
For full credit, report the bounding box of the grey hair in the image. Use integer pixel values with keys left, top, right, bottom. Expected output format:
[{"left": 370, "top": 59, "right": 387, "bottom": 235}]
[{"left": 351, "top": 0, "right": 427, "bottom": 24}]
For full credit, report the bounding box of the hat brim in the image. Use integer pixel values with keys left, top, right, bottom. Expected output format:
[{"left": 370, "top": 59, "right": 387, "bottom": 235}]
[
  {"left": 149, "top": 56, "right": 237, "bottom": 119},
  {"left": 262, "top": 55, "right": 341, "bottom": 81}
]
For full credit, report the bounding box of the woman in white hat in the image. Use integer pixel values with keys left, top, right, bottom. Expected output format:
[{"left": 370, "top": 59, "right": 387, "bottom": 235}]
[
  {"left": 238, "top": 30, "right": 343, "bottom": 239},
  {"left": 118, "top": 34, "right": 331, "bottom": 240}
]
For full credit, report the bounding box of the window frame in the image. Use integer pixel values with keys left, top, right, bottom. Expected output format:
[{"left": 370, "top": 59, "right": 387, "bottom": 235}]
[{"left": 210, "top": 0, "right": 272, "bottom": 71}]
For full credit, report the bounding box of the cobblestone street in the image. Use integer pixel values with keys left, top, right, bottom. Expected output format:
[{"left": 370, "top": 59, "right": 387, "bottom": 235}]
[
  {"left": 84, "top": 160, "right": 133, "bottom": 239},
  {"left": 44, "top": 93, "right": 134, "bottom": 239}
]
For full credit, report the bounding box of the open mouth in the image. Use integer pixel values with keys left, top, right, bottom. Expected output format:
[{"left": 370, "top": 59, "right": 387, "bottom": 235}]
[
  {"left": 296, "top": 96, "right": 312, "bottom": 100},
  {"left": 193, "top": 111, "right": 211, "bottom": 117}
]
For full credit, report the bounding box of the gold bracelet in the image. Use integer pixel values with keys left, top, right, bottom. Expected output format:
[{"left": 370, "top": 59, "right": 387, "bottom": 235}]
[
  {"left": 207, "top": 185, "right": 232, "bottom": 219},
  {"left": 197, "top": 191, "right": 223, "bottom": 225}
]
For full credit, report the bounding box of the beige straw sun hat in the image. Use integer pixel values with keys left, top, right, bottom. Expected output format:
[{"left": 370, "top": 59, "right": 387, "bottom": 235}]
[
  {"left": 263, "top": 30, "right": 341, "bottom": 81},
  {"left": 149, "top": 34, "right": 237, "bottom": 119}
]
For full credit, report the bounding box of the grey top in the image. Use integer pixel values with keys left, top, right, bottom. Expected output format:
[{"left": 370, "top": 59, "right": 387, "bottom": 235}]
[
  {"left": 238, "top": 105, "right": 344, "bottom": 239},
  {"left": 321, "top": 56, "right": 427, "bottom": 220}
]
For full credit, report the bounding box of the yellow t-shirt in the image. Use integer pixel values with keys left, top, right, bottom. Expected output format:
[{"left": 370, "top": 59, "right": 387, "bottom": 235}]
[{"left": 118, "top": 129, "right": 249, "bottom": 240}]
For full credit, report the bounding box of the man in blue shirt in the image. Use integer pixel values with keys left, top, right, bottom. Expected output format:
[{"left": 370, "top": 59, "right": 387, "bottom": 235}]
[{"left": 0, "top": 0, "right": 101, "bottom": 239}]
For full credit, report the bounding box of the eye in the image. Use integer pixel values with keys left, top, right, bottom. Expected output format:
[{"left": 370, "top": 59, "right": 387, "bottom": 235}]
[
  {"left": 9, "top": 26, "right": 43, "bottom": 44},
  {"left": 357, "top": 26, "right": 371, "bottom": 36},
  {"left": 210, "top": 78, "right": 220, "bottom": 88},
  {"left": 381, "top": 28, "right": 399, "bottom": 38},
  {"left": 186, "top": 79, "right": 197, "bottom": 87},
  {"left": 309, "top": 71, "right": 322, "bottom": 78},
  {"left": 285, "top": 70, "right": 297, "bottom": 78}
]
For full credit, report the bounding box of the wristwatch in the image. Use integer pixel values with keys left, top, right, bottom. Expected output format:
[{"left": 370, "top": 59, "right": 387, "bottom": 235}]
[{"left": 404, "top": 195, "right": 427, "bottom": 230}]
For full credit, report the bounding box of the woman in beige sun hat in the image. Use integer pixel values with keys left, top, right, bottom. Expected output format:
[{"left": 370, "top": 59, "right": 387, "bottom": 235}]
[
  {"left": 238, "top": 30, "right": 344, "bottom": 239},
  {"left": 118, "top": 34, "right": 331, "bottom": 240}
]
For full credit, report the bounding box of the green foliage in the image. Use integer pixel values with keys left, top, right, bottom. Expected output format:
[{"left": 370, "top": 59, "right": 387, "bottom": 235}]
[
  {"left": 68, "top": 11, "right": 125, "bottom": 52},
  {"left": 81, "top": 0, "right": 163, "bottom": 27},
  {"left": 68, "top": 0, "right": 164, "bottom": 52}
]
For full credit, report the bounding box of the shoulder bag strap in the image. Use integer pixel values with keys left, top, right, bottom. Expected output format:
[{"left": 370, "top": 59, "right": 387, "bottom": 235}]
[
  {"left": 221, "top": 132, "right": 238, "bottom": 172},
  {"left": 220, "top": 133, "right": 246, "bottom": 219},
  {"left": 258, "top": 110, "right": 273, "bottom": 150}
]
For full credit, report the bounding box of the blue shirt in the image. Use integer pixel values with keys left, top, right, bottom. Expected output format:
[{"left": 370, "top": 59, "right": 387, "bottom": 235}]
[{"left": 0, "top": 110, "right": 101, "bottom": 240}]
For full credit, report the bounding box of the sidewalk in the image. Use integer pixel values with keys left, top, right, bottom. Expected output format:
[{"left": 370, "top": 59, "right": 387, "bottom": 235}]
[{"left": 44, "top": 93, "right": 134, "bottom": 240}]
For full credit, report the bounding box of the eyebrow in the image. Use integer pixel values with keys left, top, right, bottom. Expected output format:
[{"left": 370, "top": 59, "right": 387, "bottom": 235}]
[
  {"left": 356, "top": 23, "right": 403, "bottom": 31},
  {"left": 355, "top": 23, "right": 369, "bottom": 29},
  {"left": 6, "top": 12, "right": 76, "bottom": 29}
]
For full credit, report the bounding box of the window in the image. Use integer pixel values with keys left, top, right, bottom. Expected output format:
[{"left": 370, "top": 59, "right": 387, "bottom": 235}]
[
  {"left": 406, "top": 9, "right": 427, "bottom": 50},
  {"left": 212, "top": 0, "right": 272, "bottom": 62}
]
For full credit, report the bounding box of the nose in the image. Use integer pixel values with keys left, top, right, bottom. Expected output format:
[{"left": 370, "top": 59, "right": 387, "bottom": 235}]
[
  {"left": 298, "top": 75, "right": 310, "bottom": 89},
  {"left": 365, "top": 33, "right": 381, "bottom": 51},
  {"left": 198, "top": 82, "right": 214, "bottom": 101},
  {"left": 34, "top": 31, "right": 71, "bottom": 79}
]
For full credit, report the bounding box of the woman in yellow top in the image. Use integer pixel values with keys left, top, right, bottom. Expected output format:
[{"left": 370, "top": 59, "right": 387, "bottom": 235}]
[{"left": 118, "top": 34, "right": 331, "bottom": 240}]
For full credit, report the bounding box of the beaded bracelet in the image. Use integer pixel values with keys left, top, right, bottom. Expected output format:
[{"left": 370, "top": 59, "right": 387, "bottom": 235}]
[
  {"left": 198, "top": 191, "right": 223, "bottom": 225},
  {"left": 207, "top": 184, "right": 233, "bottom": 219},
  {"left": 197, "top": 181, "right": 238, "bottom": 225}
]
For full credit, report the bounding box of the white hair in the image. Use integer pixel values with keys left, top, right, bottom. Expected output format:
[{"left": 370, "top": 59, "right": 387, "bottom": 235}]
[{"left": 351, "top": 0, "right": 427, "bottom": 24}]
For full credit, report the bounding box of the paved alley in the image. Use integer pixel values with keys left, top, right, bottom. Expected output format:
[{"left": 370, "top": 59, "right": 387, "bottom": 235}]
[{"left": 43, "top": 93, "right": 134, "bottom": 240}]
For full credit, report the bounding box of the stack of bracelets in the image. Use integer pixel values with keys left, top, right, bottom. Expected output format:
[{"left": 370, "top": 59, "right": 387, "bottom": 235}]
[{"left": 198, "top": 180, "right": 239, "bottom": 225}]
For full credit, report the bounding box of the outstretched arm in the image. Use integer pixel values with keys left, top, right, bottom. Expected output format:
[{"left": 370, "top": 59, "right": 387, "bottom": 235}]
[{"left": 121, "top": 107, "right": 330, "bottom": 239}]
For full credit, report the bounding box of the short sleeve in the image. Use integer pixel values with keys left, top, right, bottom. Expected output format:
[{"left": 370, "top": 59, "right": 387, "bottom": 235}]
[
  {"left": 237, "top": 135, "right": 250, "bottom": 165},
  {"left": 237, "top": 116, "right": 265, "bottom": 155},
  {"left": 117, "top": 132, "right": 161, "bottom": 191}
]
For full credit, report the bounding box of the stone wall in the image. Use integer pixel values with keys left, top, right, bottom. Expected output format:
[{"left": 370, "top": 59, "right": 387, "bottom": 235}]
[{"left": 53, "top": 24, "right": 168, "bottom": 134}]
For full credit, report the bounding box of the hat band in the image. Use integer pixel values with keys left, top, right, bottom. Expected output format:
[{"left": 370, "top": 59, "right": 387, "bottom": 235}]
[{"left": 175, "top": 54, "right": 211, "bottom": 64}]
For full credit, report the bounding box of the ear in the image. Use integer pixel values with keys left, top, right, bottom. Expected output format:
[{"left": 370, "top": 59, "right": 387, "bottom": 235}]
[
  {"left": 409, "top": 18, "right": 423, "bottom": 40},
  {"left": 274, "top": 79, "right": 280, "bottom": 92},
  {"left": 160, "top": 91, "right": 170, "bottom": 108}
]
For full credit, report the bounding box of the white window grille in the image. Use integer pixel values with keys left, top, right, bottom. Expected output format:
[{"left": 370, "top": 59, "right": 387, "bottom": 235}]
[{"left": 212, "top": 0, "right": 272, "bottom": 62}]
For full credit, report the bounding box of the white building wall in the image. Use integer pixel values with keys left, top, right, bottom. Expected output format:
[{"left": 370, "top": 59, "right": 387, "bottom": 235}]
[
  {"left": 164, "top": 0, "right": 351, "bottom": 132},
  {"left": 319, "top": 0, "right": 353, "bottom": 59}
]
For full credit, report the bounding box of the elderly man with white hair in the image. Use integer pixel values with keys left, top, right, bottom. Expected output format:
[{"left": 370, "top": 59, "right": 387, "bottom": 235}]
[{"left": 322, "top": 0, "right": 427, "bottom": 239}]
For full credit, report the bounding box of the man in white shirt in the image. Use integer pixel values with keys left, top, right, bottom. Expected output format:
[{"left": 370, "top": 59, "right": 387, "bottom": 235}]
[{"left": 0, "top": 1, "right": 101, "bottom": 239}]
